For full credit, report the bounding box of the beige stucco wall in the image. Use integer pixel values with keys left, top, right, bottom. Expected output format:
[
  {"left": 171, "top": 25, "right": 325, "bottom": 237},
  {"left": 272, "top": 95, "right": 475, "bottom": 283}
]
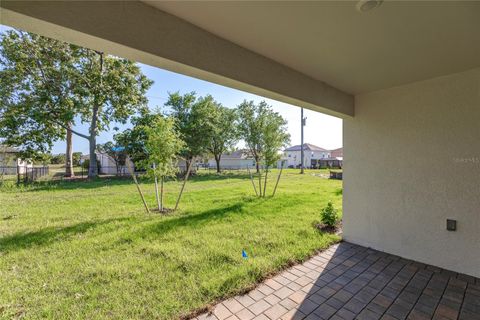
[{"left": 343, "top": 68, "right": 480, "bottom": 277}]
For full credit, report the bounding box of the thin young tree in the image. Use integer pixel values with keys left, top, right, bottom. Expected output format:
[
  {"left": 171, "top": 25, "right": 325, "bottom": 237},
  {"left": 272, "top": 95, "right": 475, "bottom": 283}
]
[
  {"left": 261, "top": 112, "right": 290, "bottom": 196},
  {"left": 237, "top": 100, "right": 290, "bottom": 196},
  {"left": 237, "top": 100, "right": 267, "bottom": 174},
  {"left": 164, "top": 92, "right": 212, "bottom": 170},
  {"left": 114, "top": 111, "right": 159, "bottom": 165},
  {"left": 140, "top": 116, "right": 184, "bottom": 212},
  {"left": 202, "top": 97, "right": 239, "bottom": 173}
]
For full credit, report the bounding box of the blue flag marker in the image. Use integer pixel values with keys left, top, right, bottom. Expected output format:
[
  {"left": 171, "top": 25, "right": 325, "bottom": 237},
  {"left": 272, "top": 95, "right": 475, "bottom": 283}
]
[{"left": 242, "top": 250, "right": 248, "bottom": 259}]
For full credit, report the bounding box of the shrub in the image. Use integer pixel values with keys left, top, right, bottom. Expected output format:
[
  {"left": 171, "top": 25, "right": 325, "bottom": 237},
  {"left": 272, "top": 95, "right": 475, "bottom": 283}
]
[
  {"left": 321, "top": 201, "right": 338, "bottom": 227},
  {"left": 81, "top": 159, "right": 101, "bottom": 172}
]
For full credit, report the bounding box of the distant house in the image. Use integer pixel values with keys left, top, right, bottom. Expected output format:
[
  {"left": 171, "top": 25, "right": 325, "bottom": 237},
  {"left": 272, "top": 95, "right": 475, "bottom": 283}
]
[
  {"left": 178, "top": 158, "right": 202, "bottom": 173},
  {"left": 330, "top": 147, "right": 343, "bottom": 159},
  {"left": 317, "top": 147, "right": 343, "bottom": 169},
  {"left": 0, "top": 145, "right": 33, "bottom": 174},
  {"left": 283, "top": 144, "right": 342, "bottom": 168},
  {"left": 284, "top": 143, "right": 331, "bottom": 168},
  {"left": 0, "top": 145, "right": 19, "bottom": 167},
  {"left": 82, "top": 152, "right": 133, "bottom": 175},
  {"left": 207, "top": 149, "right": 256, "bottom": 170}
]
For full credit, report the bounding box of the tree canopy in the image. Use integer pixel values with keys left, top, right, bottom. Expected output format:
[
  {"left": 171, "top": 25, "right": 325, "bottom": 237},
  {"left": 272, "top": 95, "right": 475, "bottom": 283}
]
[
  {"left": 164, "top": 92, "right": 212, "bottom": 164},
  {"left": 237, "top": 100, "right": 290, "bottom": 172},
  {"left": 0, "top": 29, "right": 152, "bottom": 178},
  {"left": 203, "top": 98, "right": 239, "bottom": 173},
  {"left": 141, "top": 115, "right": 184, "bottom": 179},
  {"left": 0, "top": 30, "right": 78, "bottom": 157},
  {"left": 114, "top": 111, "right": 161, "bottom": 165}
]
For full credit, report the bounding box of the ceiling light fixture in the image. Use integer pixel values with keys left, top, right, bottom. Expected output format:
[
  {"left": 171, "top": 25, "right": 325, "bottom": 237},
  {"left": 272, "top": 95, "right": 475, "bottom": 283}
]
[{"left": 356, "top": 0, "right": 383, "bottom": 12}]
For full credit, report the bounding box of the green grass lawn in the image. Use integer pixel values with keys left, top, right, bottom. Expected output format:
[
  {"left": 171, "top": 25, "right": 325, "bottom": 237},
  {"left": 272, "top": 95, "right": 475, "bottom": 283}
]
[{"left": 0, "top": 169, "right": 342, "bottom": 319}]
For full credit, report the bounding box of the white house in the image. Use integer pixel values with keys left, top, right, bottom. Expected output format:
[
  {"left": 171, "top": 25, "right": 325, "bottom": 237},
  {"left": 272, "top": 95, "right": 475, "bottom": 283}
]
[
  {"left": 284, "top": 143, "right": 331, "bottom": 168},
  {"left": 0, "top": 145, "right": 33, "bottom": 174},
  {"left": 207, "top": 149, "right": 256, "bottom": 170},
  {"left": 81, "top": 152, "right": 133, "bottom": 175}
]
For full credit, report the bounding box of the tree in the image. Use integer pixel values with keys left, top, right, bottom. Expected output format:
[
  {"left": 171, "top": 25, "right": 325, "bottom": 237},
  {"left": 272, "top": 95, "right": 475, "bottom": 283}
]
[
  {"left": 72, "top": 152, "right": 83, "bottom": 166},
  {"left": 164, "top": 92, "right": 212, "bottom": 169},
  {"left": 33, "top": 152, "right": 52, "bottom": 165},
  {"left": 140, "top": 116, "right": 184, "bottom": 212},
  {"left": 203, "top": 98, "right": 239, "bottom": 173},
  {"left": 97, "top": 142, "right": 126, "bottom": 175},
  {"left": 237, "top": 100, "right": 290, "bottom": 196},
  {"left": 50, "top": 154, "right": 66, "bottom": 165},
  {"left": 74, "top": 50, "right": 152, "bottom": 178},
  {"left": 261, "top": 108, "right": 290, "bottom": 196},
  {"left": 114, "top": 111, "right": 160, "bottom": 165},
  {"left": 0, "top": 29, "right": 152, "bottom": 179},
  {"left": 0, "top": 30, "right": 78, "bottom": 176},
  {"left": 237, "top": 100, "right": 290, "bottom": 172}
]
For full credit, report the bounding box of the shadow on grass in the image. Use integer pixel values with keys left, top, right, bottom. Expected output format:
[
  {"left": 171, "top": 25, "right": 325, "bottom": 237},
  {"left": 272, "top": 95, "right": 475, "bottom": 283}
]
[
  {"left": 143, "top": 201, "right": 250, "bottom": 236},
  {"left": 0, "top": 217, "right": 131, "bottom": 253},
  {"left": 189, "top": 172, "right": 252, "bottom": 183},
  {"left": 6, "top": 172, "right": 254, "bottom": 193},
  {"left": 1, "top": 176, "right": 136, "bottom": 193}
]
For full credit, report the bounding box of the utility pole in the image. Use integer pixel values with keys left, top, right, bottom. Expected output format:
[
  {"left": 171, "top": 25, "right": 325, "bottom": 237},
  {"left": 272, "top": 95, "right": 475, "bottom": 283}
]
[{"left": 300, "top": 108, "right": 306, "bottom": 174}]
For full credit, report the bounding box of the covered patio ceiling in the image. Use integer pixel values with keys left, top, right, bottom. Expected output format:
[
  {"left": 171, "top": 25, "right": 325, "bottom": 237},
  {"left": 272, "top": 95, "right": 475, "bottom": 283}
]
[
  {"left": 2, "top": 1, "right": 479, "bottom": 118},
  {"left": 149, "top": 0, "right": 480, "bottom": 95}
]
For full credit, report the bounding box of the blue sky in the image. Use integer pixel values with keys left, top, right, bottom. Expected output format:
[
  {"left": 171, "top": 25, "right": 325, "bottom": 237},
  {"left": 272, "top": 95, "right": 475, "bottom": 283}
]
[{"left": 1, "top": 25, "right": 342, "bottom": 154}]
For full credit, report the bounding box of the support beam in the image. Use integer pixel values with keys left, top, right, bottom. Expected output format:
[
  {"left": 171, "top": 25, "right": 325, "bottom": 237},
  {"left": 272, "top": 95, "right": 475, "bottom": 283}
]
[{"left": 0, "top": 1, "right": 354, "bottom": 118}]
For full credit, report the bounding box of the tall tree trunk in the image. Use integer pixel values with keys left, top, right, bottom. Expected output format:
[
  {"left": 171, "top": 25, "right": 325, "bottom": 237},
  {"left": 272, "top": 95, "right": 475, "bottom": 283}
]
[
  {"left": 88, "top": 52, "right": 102, "bottom": 179},
  {"left": 88, "top": 135, "right": 97, "bottom": 178},
  {"left": 215, "top": 154, "right": 221, "bottom": 173},
  {"left": 88, "top": 108, "right": 98, "bottom": 178},
  {"left": 65, "top": 124, "right": 74, "bottom": 177},
  {"left": 255, "top": 156, "right": 260, "bottom": 173},
  {"left": 88, "top": 102, "right": 99, "bottom": 178}
]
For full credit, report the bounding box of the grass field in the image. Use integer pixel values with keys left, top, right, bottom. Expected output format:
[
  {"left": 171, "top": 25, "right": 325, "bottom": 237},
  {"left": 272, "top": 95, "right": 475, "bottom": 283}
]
[{"left": 0, "top": 169, "right": 342, "bottom": 319}]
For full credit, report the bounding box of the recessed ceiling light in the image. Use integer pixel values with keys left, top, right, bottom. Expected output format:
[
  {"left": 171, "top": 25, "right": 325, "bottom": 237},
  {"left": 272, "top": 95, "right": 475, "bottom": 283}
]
[{"left": 356, "top": 0, "right": 383, "bottom": 12}]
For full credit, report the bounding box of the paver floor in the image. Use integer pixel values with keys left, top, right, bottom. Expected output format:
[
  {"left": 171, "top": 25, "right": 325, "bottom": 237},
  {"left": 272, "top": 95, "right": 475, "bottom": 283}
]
[{"left": 195, "top": 242, "right": 480, "bottom": 320}]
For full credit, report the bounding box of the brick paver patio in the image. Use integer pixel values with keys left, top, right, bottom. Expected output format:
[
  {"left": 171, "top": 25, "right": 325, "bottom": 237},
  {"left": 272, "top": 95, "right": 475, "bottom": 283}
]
[{"left": 194, "top": 242, "right": 480, "bottom": 320}]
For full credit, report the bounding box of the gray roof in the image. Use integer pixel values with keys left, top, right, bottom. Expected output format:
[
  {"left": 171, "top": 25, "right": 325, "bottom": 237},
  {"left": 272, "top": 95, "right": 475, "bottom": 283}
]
[{"left": 284, "top": 143, "right": 328, "bottom": 152}]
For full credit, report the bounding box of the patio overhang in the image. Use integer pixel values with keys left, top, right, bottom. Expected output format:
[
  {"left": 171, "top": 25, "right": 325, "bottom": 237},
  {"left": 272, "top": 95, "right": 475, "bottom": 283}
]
[{"left": 0, "top": 0, "right": 354, "bottom": 118}]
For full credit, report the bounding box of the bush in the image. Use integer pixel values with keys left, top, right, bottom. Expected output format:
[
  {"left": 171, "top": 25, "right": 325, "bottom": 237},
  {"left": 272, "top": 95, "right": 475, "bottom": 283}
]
[
  {"left": 50, "top": 154, "right": 66, "bottom": 164},
  {"left": 81, "top": 159, "right": 101, "bottom": 173},
  {"left": 72, "top": 152, "right": 83, "bottom": 166},
  {"left": 321, "top": 201, "right": 338, "bottom": 227}
]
